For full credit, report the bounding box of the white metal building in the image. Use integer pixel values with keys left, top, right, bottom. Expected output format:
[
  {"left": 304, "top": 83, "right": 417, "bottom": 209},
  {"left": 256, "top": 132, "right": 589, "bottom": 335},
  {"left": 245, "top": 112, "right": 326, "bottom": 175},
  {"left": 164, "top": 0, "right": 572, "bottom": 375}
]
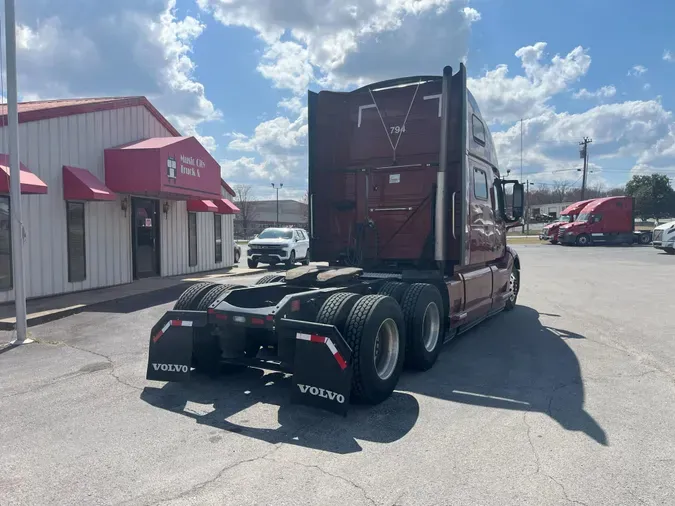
[{"left": 0, "top": 97, "right": 239, "bottom": 303}]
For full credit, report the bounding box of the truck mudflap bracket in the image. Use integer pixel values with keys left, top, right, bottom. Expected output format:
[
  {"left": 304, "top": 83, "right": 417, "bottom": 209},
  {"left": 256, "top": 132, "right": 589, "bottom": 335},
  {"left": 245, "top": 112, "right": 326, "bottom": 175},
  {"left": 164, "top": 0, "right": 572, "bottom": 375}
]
[
  {"left": 279, "top": 318, "right": 353, "bottom": 416},
  {"left": 146, "top": 310, "right": 208, "bottom": 382}
]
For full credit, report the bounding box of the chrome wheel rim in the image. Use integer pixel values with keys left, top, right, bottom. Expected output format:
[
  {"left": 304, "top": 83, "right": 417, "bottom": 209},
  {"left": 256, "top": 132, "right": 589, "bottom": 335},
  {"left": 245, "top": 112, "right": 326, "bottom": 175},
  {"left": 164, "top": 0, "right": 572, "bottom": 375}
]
[
  {"left": 508, "top": 271, "right": 519, "bottom": 301},
  {"left": 373, "top": 318, "right": 399, "bottom": 380},
  {"left": 422, "top": 302, "right": 441, "bottom": 352}
]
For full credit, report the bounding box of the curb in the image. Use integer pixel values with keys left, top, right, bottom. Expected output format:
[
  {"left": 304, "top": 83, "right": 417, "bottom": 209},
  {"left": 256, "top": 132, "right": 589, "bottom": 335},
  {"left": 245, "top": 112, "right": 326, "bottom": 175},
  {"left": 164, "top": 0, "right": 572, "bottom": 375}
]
[{"left": 0, "top": 269, "right": 270, "bottom": 331}]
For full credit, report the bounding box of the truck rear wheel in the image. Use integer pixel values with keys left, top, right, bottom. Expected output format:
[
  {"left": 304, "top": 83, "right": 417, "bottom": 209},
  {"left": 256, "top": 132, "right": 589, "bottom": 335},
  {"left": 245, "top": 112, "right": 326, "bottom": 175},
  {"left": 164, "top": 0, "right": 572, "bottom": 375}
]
[
  {"left": 400, "top": 283, "right": 444, "bottom": 371},
  {"left": 255, "top": 274, "right": 285, "bottom": 284},
  {"left": 316, "top": 292, "right": 361, "bottom": 331},
  {"left": 174, "top": 282, "right": 216, "bottom": 310},
  {"left": 639, "top": 232, "right": 652, "bottom": 245},
  {"left": 343, "top": 295, "right": 405, "bottom": 405},
  {"left": 196, "top": 284, "right": 241, "bottom": 311},
  {"left": 377, "top": 281, "right": 408, "bottom": 303}
]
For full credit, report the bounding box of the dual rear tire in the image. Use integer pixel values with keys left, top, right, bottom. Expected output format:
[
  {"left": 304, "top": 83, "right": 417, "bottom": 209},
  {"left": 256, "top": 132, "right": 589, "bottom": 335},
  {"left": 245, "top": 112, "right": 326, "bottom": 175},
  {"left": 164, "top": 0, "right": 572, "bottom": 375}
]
[{"left": 316, "top": 282, "right": 445, "bottom": 405}]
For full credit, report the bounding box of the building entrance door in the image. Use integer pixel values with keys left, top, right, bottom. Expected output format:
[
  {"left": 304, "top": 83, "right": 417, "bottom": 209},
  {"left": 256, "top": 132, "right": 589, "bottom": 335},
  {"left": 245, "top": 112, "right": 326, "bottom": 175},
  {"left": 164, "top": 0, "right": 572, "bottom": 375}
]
[{"left": 132, "top": 198, "right": 160, "bottom": 279}]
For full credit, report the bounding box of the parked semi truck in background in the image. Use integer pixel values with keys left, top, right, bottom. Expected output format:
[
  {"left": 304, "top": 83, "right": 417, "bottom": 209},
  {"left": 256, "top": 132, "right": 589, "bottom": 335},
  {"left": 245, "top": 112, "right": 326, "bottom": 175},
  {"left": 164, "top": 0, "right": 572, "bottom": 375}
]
[
  {"left": 539, "top": 199, "right": 596, "bottom": 244},
  {"left": 145, "top": 64, "right": 525, "bottom": 414},
  {"left": 558, "top": 196, "right": 652, "bottom": 246},
  {"left": 652, "top": 220, "right": 675, "bottom": 254}
]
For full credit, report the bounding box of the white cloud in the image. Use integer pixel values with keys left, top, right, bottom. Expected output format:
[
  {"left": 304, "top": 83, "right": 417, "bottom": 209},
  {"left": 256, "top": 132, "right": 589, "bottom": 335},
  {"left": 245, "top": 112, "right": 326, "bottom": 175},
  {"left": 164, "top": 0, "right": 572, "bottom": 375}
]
[
  {"left": 627, "top": 64, "right": 647, "bottom": 76},
  {"left": 13, "top": 0, "right": 219, "bottom": 151},
  {"left": 663, "top": 50, "right": 674, "bottom": 62},
  {"left": 492, "top": 99, "right": 672, "bottom": 178},
  {"left": 573, "top": 85, "right": 617, "bottom": 99},
  {"left": 468, "top": 42, "right": 591, "bottom": 124},
  {"left": 461, "top": 7, "right": 481, "bottom": 23},
  {"left": 207, "top": 0, "right": 479, "bottom": 189},
  {"left": 643, "top": 83, "right": 651, "bottom": 91}
]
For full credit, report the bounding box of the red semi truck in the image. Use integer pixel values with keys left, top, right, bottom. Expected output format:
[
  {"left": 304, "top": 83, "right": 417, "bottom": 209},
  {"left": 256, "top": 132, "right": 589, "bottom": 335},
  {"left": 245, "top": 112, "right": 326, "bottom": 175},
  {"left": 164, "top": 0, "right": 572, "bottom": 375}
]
[
  {"left": 539, "top": 199, "right": 596, "bottom": 244},
  {"left": 558, "top": 196, "right": 652, "bottom": 246},
  {"left": 145, "top": 64, "right": 525, "bottom": 414}
]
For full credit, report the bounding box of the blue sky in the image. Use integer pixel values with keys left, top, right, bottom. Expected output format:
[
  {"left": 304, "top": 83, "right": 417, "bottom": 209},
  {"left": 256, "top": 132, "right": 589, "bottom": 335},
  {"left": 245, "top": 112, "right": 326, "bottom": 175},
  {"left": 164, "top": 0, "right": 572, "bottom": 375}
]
[{"left": 11, "top": 0, "right": 675, "bottom": 200}]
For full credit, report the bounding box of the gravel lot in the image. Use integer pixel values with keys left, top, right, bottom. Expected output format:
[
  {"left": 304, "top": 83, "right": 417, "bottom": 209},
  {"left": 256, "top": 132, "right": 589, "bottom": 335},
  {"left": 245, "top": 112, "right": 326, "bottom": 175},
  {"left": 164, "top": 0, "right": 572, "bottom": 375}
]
[{"left": 2, "top": 245, "right": 674, "bottom": 506}]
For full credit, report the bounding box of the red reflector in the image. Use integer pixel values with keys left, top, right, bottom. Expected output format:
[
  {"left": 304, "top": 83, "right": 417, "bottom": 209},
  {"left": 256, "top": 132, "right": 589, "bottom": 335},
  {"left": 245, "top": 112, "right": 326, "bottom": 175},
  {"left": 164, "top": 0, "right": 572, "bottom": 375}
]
[
  {"left": 266, "top": 315, "right": 274, "bottom": 321},
  {"left": 291, "top": 300, "right": 301, "bottom": 312},
  {"left": 215, "top": 314, "right": 228, "bottom": 320},
  {"left": 207, "top": 308, "right": 215, "bottom": 314},
  {"left": 251, "top": 317, "right": 264, "bottom": 325}
]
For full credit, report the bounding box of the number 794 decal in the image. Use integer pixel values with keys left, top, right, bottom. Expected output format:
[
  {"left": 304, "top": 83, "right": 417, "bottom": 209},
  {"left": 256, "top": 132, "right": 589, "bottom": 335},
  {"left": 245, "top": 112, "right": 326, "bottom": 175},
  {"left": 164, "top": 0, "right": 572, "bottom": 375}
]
[{"left": 389, "top": 125, "right": 406, "bottom": 134}]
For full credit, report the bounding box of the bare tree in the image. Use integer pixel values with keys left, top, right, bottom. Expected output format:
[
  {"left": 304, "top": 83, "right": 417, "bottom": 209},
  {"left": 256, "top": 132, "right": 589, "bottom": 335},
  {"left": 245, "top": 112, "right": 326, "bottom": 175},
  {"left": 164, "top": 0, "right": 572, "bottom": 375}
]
[
  {"left": 551, "top": 180, "right": 572, "bottom": 203},
  {"left": 233, "top": 184, "right": 258, "bottom": 238}
]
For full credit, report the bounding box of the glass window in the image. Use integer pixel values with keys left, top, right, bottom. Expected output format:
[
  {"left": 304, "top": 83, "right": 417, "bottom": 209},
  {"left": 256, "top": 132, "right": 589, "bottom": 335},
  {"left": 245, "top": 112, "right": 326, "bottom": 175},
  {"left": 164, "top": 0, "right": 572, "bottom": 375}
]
[
  {"left": 214, "top": 214, "right": 222, "bottom": 263},
  {"left": 593, "top": 214, "right": 603, "bottom": 223},
  {"left": 188, "top": 212, "right": 197, "bottom": 267},
  {"left": 66, "top": 202, "right": 86, "bottom": 282},
  {"left": 258, "top": 228, "right": 293, "bottom": 239},
  {"left": 472, "top": 114, "right": 486, "bottom": 145},
  {"left": 0, "top": 197, "right": 12, "bottom": 290},
  {"left": 473, "top": 168, "right": 488, "bottom": 200}
]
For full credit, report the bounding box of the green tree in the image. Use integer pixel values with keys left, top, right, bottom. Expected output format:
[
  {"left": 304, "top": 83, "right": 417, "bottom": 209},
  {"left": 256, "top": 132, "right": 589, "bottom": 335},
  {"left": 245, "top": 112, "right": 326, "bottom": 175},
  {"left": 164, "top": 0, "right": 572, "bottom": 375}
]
[{"left": 625, "top": 174, "right": 675, "bottom": 220}]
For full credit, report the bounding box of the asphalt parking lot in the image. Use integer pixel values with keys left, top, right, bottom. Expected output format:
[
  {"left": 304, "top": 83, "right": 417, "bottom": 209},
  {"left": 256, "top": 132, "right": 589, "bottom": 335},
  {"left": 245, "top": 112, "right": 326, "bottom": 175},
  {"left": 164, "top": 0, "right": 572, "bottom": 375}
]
[{"left": 2, "top": 244, "right": 674, "bottom": 506}]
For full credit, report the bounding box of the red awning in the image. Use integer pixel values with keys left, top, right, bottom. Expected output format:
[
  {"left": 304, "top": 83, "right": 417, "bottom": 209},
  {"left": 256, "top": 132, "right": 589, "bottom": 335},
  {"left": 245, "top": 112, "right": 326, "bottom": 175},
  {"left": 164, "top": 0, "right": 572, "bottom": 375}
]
[
  {"left": 63, "top": 166, "right": 116, "bottom": 201},
  {"left": 0, "top": 154, "right": 48, "bottom": 195},
  {"left": 104, "top": 136, "right": 222, "bottom": 200},
  {"left": 187, "top": 199, "right": 218, "bottom": 212},
  {"left": 213, "top": 198, "right": 240, "bottom": 214}
]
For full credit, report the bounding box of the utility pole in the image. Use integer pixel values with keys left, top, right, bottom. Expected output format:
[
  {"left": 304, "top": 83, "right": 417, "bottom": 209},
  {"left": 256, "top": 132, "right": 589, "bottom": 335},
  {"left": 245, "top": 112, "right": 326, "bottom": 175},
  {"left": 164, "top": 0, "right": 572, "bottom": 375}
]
[
  {"left": 5, "top": 0, "right": 30, "bottom": 345},
  {"left": 520, "top": 118, "right": 524, "bottom": 233},
  {"left": 271, "top": 182, "right": 283, "bottom": 226},
  {"left": 579, "top": 137, "right": 592, "bottom": 200}
]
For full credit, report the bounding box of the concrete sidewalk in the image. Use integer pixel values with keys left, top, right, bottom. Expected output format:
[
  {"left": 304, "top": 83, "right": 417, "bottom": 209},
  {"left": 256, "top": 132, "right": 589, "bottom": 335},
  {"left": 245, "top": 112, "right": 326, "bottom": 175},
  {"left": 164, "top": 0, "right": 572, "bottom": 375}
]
[{"left": 0, "top": 266, "right": 264, "bottom": 330}]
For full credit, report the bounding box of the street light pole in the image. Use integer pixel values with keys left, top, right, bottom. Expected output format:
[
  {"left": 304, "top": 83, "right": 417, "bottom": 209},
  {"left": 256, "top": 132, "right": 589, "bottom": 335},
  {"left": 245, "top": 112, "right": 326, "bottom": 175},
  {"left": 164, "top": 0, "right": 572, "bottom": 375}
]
[
  {"left": 4, "top": 0, "right": 30, "bottom": 345},
  {"left": 271, "top": 182, "right": 283, "bottom": 226}
]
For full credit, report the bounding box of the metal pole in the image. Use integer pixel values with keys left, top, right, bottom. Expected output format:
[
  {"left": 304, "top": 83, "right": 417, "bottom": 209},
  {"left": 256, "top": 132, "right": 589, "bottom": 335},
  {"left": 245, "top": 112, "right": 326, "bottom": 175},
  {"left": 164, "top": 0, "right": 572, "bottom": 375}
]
[
  {"left": 580, "top": 137, "right": 592, "bottom": 201},
  {"left": 276, "top": 188, "right": 279, "bottom": 226},
  {"left": 5, "top": 0, "right": 30, "bottom": 344},
  {"left": 520, "top": 119, "right": 523, "bottom": 183},
  {"left": 520, "top": 119, "right": 524, "bottom": 233}
]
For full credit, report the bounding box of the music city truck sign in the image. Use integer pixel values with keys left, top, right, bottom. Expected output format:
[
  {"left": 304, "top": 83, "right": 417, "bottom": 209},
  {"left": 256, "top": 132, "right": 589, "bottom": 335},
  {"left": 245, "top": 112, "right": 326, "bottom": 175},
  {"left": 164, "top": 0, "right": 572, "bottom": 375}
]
[{"left": 167, "top": 154, "right": 205, "bottom": 179}]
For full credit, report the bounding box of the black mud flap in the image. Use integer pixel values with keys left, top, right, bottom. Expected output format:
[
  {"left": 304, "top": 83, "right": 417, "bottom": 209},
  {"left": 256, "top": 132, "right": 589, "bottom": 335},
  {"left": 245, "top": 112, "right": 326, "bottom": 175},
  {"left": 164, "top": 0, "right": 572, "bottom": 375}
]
[
  {"left": 279, "top": 318, "right": 353, "bottom": 416},
  {"left": 146, "top": 310, "right": 208, "bottom": 382}
]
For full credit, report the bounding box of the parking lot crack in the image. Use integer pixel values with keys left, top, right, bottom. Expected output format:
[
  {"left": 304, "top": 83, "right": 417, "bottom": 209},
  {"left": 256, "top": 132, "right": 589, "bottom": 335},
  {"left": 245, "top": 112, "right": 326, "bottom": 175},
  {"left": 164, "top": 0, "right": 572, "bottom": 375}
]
[
  {"left": 141, "top": 444, "right": 284, "bottom": 505},
  {"left": 523, "top": 411, "right": 588, "bottom": 506},
  {"left": 35, "top": 338, "right": 143, "bottom": 392},
  {"left": 264, "top": 456, "right": 377, "bottom": 506},
  {"left": 523, "top": 411, "right": 541, "bottom": 476}
]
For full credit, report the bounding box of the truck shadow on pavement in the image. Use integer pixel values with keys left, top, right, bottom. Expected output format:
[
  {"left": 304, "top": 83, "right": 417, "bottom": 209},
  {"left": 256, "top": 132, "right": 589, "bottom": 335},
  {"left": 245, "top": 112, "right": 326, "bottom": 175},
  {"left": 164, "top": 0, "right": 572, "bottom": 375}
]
[
  {"left": 400, "top": 305, "right": 608, "bottom": 446},
  {"left": 140, "top": 370, "right": 420, "bottom": 455},
  {"left": 141, "top": 305, "right": 607, "bottom": 453}
]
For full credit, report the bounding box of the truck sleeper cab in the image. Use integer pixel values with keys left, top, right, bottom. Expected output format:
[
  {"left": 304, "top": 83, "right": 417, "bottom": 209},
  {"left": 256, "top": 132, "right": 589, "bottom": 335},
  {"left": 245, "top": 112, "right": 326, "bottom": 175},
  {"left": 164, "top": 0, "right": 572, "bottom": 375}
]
[
  {"left": 539, "top": 199, "right": 596, "bottom": 244},
  {"left": 558, "top": 196, "right": 652, "bottom": 246},
  {"left": 145, "top": 64, "right": 525, "bottom": 415}
]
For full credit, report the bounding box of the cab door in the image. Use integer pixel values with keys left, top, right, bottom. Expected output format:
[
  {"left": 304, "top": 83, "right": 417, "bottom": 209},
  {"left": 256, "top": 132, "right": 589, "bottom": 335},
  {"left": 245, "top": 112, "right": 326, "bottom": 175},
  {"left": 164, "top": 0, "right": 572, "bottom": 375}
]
[
  {"left": 588, "top": 214, "right": 604, "bottom": 242},
  {"left": 459, "top": 163, "right": 494, "bottom": 321}
]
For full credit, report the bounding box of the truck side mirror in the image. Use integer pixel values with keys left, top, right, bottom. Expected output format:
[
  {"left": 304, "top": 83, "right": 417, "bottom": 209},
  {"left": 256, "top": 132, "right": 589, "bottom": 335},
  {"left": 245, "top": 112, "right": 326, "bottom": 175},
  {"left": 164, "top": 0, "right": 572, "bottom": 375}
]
[{"left": 512, "top": 182, "right": 524, "bottom": 220}]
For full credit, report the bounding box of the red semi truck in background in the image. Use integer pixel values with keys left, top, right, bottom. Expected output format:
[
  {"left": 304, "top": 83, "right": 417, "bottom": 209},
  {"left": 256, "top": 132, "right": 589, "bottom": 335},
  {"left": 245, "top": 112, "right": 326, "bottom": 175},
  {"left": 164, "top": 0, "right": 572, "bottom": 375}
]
[
  {"left": 539, "top": 199, "right": 596, "bottom": 244},
  {"left": 558, "top": 196, "right": 652, "bottom": 246},
  {"left": 144, "top": 64, "right": 525, "bottom": 415}
]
